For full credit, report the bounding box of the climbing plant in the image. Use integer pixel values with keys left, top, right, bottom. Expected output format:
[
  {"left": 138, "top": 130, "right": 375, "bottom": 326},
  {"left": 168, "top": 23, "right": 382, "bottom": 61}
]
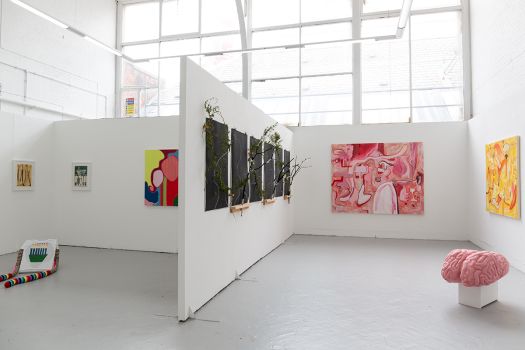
[
  {"left": 203, "top": 98, "right": 309, "bottom": 209},
  {"left": 203, "top": 98, "right": 230, "bottom": 210}
]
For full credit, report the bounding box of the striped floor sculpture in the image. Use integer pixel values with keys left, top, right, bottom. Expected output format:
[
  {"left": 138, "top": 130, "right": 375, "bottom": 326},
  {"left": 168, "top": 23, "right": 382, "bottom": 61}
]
[{"left": 0, "top": 248, "right": 59, "bottom": 289}]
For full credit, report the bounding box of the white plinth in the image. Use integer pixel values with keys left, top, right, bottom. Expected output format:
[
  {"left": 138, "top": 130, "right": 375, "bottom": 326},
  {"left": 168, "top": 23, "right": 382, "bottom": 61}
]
[{"left": 458, "top": 282, "right": 498, "bottom": 308}]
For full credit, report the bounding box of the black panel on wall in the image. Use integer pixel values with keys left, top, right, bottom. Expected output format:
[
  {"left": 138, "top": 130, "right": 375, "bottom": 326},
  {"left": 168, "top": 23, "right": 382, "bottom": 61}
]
[
  {"left": 205, "top": 119, "right": 229, "bottom": 211},
  {"left": 284, "top": 150, "right": 291, "bottom": 196},
  {"left": 231, "top": 129, "right": 248, "bottom": 206},
  {"left": 264, "top": 142, "right": 275, "bottom": 199},
  {"left": 249, "top": 137, "right": 262, "bottom": 203},
  {"left": 275, "top": 148, "right": 284, "bottom": 197}
]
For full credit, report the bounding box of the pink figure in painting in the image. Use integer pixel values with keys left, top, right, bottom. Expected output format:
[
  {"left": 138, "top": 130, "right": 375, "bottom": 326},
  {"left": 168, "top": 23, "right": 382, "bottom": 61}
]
[{"left": 331, "top": 142, "right": 424, "bottom": 215}]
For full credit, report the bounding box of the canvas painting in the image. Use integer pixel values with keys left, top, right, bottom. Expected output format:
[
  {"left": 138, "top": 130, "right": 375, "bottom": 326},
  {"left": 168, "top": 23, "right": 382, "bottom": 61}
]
[
  {"left": 19, "top": 239, "right": 58, "bottom": 273},
  {"left": 145, "top": 150, "right": 179, "bottom": 206},
  {"left": 72, "top": 163, "right": 91, "bottom": 191},
  {"left": 205, "top": 119, "right": 229, "bottom": 211},
  {"left": 332, "top": 143, "right": 424, "bottom": 215},
  {"left": 486, "top": 136, "right": 520, "bottom": 219},
  {"left": 231, "top": 129, "right": 248, "bottom": 206},
  {"left": 13, "top": 160, "right": 34, "bottom": 191}
]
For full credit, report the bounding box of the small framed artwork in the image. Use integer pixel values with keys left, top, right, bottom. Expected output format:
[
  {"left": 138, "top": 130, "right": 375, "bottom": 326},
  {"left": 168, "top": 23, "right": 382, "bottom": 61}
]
[
  {"left": 72, "top": 162, "right": 91, "bottom": 191},
  {"left": 13, "top": 160, "right": 35, "bottom": 191}
]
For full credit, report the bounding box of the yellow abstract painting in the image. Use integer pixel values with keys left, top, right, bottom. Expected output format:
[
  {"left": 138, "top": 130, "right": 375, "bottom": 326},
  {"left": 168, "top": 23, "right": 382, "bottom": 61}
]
[{"left": 486, "top": 136, "right": 520, "bottom": 219}]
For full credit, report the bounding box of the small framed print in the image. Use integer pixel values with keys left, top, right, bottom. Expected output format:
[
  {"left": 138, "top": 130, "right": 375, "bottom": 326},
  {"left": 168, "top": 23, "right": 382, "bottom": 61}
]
[
  {"left": 13, "top": 160, "right": 35, "bottom": 191},
  {"left": 72, "top": 162, "right": 91, "bottom": 191}
]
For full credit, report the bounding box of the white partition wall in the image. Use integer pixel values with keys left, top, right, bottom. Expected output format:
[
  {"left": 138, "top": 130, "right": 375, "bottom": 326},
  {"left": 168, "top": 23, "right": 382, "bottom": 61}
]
[
  {"left": 0, "top": 112, "right": 55, "bottom": 255},
  {"left": 468, "top": 0, "right": 525, "bottom": 273},
  {"left": 178, "top": 58, "right": 294, "bottom": 321},
  {"left": 292, "top": 123, "right": 469, "bottom": 241},
  {"left": 53, "top": 117, "right": 180, "bottom": 253}
]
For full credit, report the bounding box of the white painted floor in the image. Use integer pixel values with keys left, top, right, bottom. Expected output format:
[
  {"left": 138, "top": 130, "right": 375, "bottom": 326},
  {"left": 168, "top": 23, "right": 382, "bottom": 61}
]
[{"left": 1, "top": 235, "right": 524, "bottom": 349}]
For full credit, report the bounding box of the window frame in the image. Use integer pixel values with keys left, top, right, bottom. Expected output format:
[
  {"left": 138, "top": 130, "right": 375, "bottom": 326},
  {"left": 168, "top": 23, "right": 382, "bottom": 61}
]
[{"left": 115, "top": 0, "right": 472, "bottom": 124}]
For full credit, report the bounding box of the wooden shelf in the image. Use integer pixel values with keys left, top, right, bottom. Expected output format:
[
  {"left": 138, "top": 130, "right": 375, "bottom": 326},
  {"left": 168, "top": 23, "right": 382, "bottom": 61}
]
[
  {"left": 263, "top": 198, "right": 276, "bottom": 205},
  {"left": 230, "top": 203, "right": 250, "bottom": 213}
]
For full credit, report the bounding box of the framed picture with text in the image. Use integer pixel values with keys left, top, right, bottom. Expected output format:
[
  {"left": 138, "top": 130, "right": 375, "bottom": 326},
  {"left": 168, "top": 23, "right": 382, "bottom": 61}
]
[{"left": 72, "top": 162, "right": 92, "bottom": 191}]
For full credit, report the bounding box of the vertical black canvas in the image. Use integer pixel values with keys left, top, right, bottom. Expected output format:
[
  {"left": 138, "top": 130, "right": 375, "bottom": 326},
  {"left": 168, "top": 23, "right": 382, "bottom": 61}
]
[
  {"left": 231, "top": 129, "right": 248, "bottom": 206},
  {"left": 205, "top": 119, "right": 229, "bottom": 211},
  {"left": 275, "top": 148, "right": 284, "bottom": 197},
  {"left": 263, "top": 142, "right": 275, "bottom": 199},
  {"left": 249, "top": 136, "right": 262, "bottom": 202},
  {"left": 284, "top": 150, "right": 291, "bottom": 195}
]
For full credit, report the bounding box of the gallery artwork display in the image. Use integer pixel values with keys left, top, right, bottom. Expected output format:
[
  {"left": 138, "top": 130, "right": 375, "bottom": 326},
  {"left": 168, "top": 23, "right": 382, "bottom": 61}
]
[
  {"left": 263, "top": 142, "right": 275, "bottom": 200},
  {"left": 205, "top": 119, "right": 229, "bottom": 211},
  {"left": 249, "top": 136, "right": 263, "bottom": 203},
  {"left": 284, "top": 150, "right": 291, "bottom": 196},
  {"left": 231, "top": 129, "right": 248, "bottom": 206},
  {"left": 332, "top": 142, "right": 424, "bottom": 215},
  {"left": 145, "top": 149, "right": 179, "bottom": 206},
  {"left": 13, "top": 160, "right": 34, "bottom": 191},
  {"left": 485, "top": 136, "right": 520, "bottom": 219},
  {"left": 72, "top": 163, "right": 91, "bottom": 191},
  {"left": 19, "top": 239, "right": 58, "bottom": 273}
]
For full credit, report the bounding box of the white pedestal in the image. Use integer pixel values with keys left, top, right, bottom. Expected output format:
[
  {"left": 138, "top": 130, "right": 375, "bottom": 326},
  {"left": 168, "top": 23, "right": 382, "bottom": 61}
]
[{"left": 458, "top": 282, "right": 498, "bottom": 308}]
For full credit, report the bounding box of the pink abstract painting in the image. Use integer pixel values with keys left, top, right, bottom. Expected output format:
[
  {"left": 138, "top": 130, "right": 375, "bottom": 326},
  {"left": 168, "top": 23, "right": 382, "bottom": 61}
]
[{"left": 331, "top": 142, "right": 424, "bottom": 215}]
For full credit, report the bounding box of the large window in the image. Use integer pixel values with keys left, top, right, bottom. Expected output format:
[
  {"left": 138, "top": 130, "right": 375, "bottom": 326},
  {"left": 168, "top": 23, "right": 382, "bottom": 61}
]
[
  {"left": 250, "top": 21, "right": 353, "bottom": 126},
  {"left": 118, "top": 0, "right": 467, "bottom": 125},
  {"left": 119, "top": 0, "right": 240, "bottom": 117}
]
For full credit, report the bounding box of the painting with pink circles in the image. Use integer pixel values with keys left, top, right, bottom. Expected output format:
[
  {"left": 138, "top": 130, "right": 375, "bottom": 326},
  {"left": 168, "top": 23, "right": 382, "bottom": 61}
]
[{"left": 145, "top": 149, "right": 179, "bottom": 206}]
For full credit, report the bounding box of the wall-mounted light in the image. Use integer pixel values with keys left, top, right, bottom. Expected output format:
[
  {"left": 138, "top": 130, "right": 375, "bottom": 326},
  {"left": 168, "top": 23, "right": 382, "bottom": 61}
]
[
  {"left": 84, "top": 36, "right": 123, "bottom": 57},
  {"left": 9, "top": 0, "right": 124, "bottom": 58},
  {"left": 10, "top": 0, "right": 69, "bottom": 29}
]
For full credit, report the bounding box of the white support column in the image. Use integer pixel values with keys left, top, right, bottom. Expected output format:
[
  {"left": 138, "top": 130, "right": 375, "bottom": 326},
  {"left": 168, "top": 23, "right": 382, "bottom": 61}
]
[
  {"left": 157, "top": 0, "right": 163, "bottom": 116},
  {"left": 298, "top": 0, "right": 302, "bottom": 126},
  {"left": 352, "top": 0, "right": 362, "bottom": 125},
  {"left": 462, "top": 0, "right": 473, "bottom": 120},
  {"left": 408, "top": 16, "right": 413, "bottom": 123},
  {"left": 236, "top": 0, "right": 251, "bottom": 100},
  {"left": 115, "top": 1, "right": 124, "bottom": 118}
]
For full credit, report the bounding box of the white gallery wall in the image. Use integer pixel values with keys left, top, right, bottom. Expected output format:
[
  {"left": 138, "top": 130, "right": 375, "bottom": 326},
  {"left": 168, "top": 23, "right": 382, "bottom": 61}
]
[
  {"left": 178, "top": 58, "right": 294, "bottom": 321},
  {"left": 0, "top": 0, "right": 116, "bottom": 119},
  {"left": 0, "top": 112, "right": 54, "bottom": 255},
  {"left": 53, "top": 117, "right": 180, "bottom": 253},
  {"left": 468, "top": 0, "right": 525, "bottom": 272},
  {"left": 292, "top": 123, "right": 468, "bottom": 241}
]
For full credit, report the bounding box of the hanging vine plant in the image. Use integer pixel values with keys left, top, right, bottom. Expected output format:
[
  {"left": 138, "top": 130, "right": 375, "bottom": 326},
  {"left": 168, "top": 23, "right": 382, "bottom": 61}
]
[
  {"left": 247, "top": 124, "right": 282, "bottom": 202},
  {"left": 277, "top": 155, "right": 310, "bottom": 201},
  {"left": 203, "top": 98, "right": 310, "bottom": 211},
  {"left": 203, "top": 98, "right": 231, "bottom": 210}
]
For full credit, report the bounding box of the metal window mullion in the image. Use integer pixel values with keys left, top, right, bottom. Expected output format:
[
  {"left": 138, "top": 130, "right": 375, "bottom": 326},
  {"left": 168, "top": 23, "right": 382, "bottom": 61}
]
[
  {"left": 122, "top": 31, "right": 241, "bottom": 47},
  {"left": 461, "top": 0, "right": 472, "bottom": 120},
  {"left": 157, "top": 0, "right": 162, "bottom": 116},
  {"left": 252, "top": 17, "right": 353, "bottom": 33},
  {"left": 298, "top": 0, "right": 302, "bottom": 127},
  {"left": 252, "top": 71, "right": 353, "bottom": 82},
  {"left": 197, "top": 0, "right": 202, "bottom": 65},
  {"left": 116, "top": 1, "right": 124, "bottom": 118},
  {"left": 245, "top": 0, "right": 253, "bottom": 100},
  {"left": 235, "top": 0, "right": 250, "bottom": 99},
  {"left": 360, "top": 5, "right": 462, "bottom": 20},
  {"left": 119, "top": 0, "right": 158, "bottom": 5},
  {"left": 408, "top": 16, "right": 413, "bottom": 123},
  {"left": 198, "top": 0, "right": 202, "bottom": 34},
  {"left": 352, "top": 0, "right": 362, "bottom": 125}
]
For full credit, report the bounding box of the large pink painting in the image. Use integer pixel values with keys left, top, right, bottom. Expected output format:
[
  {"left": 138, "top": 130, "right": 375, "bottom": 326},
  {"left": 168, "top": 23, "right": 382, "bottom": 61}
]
[{"left": 331, "top": 143, "right": 424, "bottom": 215}]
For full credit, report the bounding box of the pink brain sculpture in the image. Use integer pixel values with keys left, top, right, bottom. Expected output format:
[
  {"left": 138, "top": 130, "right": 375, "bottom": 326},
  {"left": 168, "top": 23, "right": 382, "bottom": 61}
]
[
  {"left": 460, "top": 251, "right": 509, "bottom": 287},
  {"left": 441, "top": 249, "right": 478, "bottom": 283},
  {"left": 441, "top": 249, "right": 509, "bottom": 287}
]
